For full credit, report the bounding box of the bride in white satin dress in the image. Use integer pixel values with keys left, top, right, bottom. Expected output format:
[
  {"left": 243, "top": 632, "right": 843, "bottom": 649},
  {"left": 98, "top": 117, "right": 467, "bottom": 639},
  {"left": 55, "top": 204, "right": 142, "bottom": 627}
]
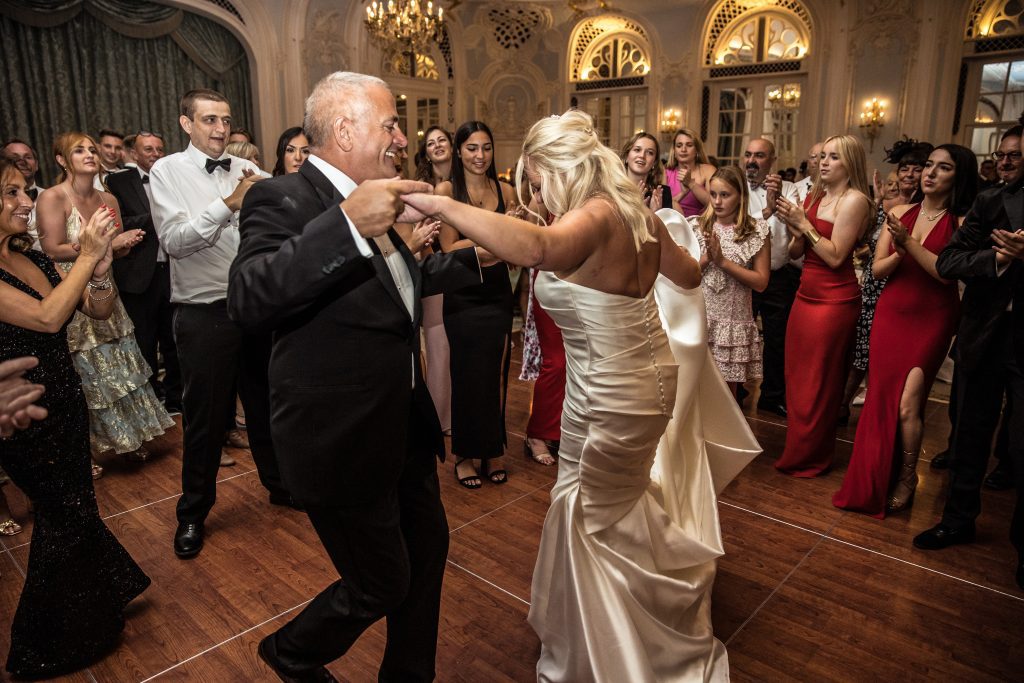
[{"left": 404, "top": 111, "right": 760, "bottom": 682}]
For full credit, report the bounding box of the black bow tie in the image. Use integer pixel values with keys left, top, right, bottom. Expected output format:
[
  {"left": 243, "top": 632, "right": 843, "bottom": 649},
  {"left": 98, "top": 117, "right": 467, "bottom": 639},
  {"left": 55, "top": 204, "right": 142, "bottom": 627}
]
[
  {"left": 27, "top": 187, "right": 38, "bottom": 201},
  {"left": 141, "top": 174, "right": 150, "bottom": 184},
  {"left": 205, "top": 158, "right": 231, "bottom": 174}
]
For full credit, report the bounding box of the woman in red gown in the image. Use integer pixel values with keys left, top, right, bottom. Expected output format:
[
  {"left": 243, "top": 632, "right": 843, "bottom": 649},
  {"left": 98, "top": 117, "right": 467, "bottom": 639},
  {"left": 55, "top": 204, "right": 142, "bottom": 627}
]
[
  {"left": 520, "top": 195, "right": 565, "bottom": 466},
  {"left": 834, "top": 145, "right": 977, "bottom": 516},
  {"left": 773, "top": 135, "right": 872, "bottom": 477}
]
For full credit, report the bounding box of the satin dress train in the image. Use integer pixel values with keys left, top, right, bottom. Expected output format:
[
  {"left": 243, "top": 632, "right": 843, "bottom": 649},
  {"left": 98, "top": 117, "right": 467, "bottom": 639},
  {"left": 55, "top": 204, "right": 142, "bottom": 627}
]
[{"left": 528, "top": 210, "right": 759, "bottom": 682}]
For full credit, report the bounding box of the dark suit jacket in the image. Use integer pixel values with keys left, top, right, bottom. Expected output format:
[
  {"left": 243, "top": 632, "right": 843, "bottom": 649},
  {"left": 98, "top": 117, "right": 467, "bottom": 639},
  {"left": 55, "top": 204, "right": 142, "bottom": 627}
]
[
  {"left": 936, "top": 180, "right": 1024, "bottom": 374},
  {"left": 106, "top": 169, "right": 161, "bottom": 294},
  {"left": 227, "top": 162, "right": 480, "bottom": 506}
]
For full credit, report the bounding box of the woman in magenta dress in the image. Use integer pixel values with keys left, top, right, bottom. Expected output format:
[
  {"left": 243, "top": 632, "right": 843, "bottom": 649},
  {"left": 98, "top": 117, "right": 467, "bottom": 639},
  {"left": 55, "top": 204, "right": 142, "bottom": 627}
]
[
  {"left": 834, "top": 145, "right": 977, "bottom": 516},
  {"left": 664, "top": 128, "right": 716, "bottom": 217},
  {"left": 773, "top": 135, "right": 873, "bottom": 477}
]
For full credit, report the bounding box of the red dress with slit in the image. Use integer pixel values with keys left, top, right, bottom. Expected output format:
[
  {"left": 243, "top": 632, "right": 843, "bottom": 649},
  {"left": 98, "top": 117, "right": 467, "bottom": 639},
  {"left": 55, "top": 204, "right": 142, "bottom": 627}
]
[
  {"left": 833, "top": 204, "right": 959, "bottom": 516},
  {"left": 775, "top": 197, "right": 862, "bottom": 476}
]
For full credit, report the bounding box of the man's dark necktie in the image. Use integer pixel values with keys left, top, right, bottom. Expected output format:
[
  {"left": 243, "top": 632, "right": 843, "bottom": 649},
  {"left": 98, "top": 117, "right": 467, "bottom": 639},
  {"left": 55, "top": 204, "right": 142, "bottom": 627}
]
[
  {"left": 205, "top": 158, "right": 231, "bottom": 174},
  {"left": 27, "top": 187, "right": 38, "bottom": 201},
  {"left": 142, "top": 174, "right": 150, "bottom": 184}
]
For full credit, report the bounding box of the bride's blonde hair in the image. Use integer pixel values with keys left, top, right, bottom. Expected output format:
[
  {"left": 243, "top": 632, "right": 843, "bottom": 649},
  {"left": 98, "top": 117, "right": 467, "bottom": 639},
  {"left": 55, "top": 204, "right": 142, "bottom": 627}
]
[{"left": 515, "top": 110, "right": 655, "bottom": 251}]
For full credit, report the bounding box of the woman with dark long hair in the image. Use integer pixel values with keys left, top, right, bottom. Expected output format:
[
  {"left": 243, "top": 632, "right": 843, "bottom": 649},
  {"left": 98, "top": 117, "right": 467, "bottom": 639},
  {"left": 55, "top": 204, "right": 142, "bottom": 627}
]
[
  {"left": 0, "top": 157, "right": 150, "bottom": 678},
  {"left": 414, "top": 125, "right": 453, "bottom": 185},
  {"left": 436, "top": 121, "right": 517, "bottom": 488},
  {"left": 271, "top": 127, "right": 310, "bottom": 177},
  {"left": 834, "top": 144, "right": 977, "bottom": 516}
]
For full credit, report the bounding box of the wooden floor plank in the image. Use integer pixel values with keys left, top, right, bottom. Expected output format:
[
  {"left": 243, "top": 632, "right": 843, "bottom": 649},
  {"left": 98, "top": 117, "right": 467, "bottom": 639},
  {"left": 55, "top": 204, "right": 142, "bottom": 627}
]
[{"left": 0, "top": 363, "right": 1020, "bottom": 682}]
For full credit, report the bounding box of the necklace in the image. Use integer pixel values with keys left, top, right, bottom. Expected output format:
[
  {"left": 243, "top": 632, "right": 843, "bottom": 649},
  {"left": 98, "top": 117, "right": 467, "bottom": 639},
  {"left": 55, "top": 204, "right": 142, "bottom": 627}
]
[
  {"left": 466, "top": 183, "right": 495, "bottom": 208},
  {"left": 820, "top": 188, "right": 848, "bottom": 212},
  {"left": 921, "top": 207, "right": 948, "bottom": 222}
]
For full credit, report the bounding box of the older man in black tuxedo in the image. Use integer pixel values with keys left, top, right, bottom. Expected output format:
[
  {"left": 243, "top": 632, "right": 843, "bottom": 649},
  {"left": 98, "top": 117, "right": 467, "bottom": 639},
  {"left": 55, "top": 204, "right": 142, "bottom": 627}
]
[
  {"left": 914, "top": 126, "right": 1024, "bottom": 591},
  {"left": 228, "top": 72, "right": 482, "bottom": 682},
  {"left": 106, "top": 132, "right": 182, "bottom": 412}
]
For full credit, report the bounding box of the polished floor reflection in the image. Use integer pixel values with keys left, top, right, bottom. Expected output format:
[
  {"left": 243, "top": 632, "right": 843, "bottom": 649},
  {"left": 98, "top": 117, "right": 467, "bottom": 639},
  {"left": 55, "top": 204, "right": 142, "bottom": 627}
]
[{"left": 0, "top": 352, "right": 1021, "bottom": 682}]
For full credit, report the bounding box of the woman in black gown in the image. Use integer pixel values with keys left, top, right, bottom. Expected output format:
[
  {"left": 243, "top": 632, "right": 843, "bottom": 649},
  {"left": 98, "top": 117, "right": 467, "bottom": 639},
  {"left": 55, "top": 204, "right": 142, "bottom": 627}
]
[
  {"left": 436, "top": 121, "right": 518, "bottom": 488},
  {"left": 0, "top": 158, "right": 150, "bottom": 678}
]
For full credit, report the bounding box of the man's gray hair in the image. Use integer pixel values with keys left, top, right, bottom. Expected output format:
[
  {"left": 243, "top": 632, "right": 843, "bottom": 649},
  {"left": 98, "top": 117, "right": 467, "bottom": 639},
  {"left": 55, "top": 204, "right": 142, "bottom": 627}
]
[{"left": 304, "top": 72, "right": 391, "bottom": 150}]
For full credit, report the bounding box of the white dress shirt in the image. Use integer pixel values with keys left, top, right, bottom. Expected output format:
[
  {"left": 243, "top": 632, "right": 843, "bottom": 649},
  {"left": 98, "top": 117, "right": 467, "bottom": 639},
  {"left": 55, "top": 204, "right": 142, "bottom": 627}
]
[
  {"left": 748, "top": 178, "right": 802, "bottom": 270},
  {"left": 136, "top": 166, "right": 166, "bottom": 263},
  {"left": 149, "top": 143, "right": 262, "bottom": 304},
  {"left": 26, "top": 183, "right": 45, "bottom": 252},
  {"left": 795, "top": 176, "right": 813, "bottom": 204}
]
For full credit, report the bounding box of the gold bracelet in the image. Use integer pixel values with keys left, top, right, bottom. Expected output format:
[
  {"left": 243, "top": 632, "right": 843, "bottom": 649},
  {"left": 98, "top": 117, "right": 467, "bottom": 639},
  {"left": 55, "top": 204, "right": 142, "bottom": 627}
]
[{"left": 804, "top": 227, "right": 822, "bottom": 246}]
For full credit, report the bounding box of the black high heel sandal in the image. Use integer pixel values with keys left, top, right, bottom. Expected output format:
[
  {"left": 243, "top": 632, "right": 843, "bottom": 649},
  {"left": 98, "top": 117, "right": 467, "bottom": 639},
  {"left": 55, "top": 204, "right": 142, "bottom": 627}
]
[
  {"left": 454, "top": 459, "right": 482, "bottom": 489},
  {"left": 481, "top": 458, "right": 508, "bottom": 485}
]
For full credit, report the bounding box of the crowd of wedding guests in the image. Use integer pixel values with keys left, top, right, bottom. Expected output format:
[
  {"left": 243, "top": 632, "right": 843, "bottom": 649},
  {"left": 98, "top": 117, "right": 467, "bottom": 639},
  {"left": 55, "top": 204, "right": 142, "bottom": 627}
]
[{"left": 0, "top": 84, "right": 1022, "bottom": 679}]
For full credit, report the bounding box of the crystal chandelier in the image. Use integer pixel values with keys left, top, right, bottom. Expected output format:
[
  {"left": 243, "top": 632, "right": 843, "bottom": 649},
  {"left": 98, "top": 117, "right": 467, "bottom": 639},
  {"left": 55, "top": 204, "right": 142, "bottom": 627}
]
[{"left": 365, "top": 0, "right": 445, "bottom": 55}]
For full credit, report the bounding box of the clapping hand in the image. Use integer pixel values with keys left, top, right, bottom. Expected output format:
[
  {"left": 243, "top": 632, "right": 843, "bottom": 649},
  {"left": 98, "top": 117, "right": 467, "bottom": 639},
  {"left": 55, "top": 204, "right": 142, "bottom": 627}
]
[
  {"left": 678, "top": 167, "right": 692, "bottom": 189},
  {"left": 872, "top": 169, "right": 883, "bottom": 201},
  {"left": 886, "top": 211, "right": 910, "bottom": 252},
  {"left": 775, "top": 196, "right": 807, "bottom": 237},
  {"left": 0, "top": 357, "right": 47, "bottom": 437},
  {"left": 992, "top": 228, "right": 1024, "bottom": 263},
  {"left": 764, "top": 173, "right": 782, "bottom": 214},
  {"left": 111, "top": 229, "right": 144, "bottom": 252},
  {"left": 409, "top": 218, "right": 440, "bottom": 255},
  {"left": 225, "top": 168, "right": 265, "bottom": 211},
  {"left": 708, "top": 231, "right": 725, "bottom": 266},
  {"left": 75, "top": 205, "right": 117, "bottom": 263}
]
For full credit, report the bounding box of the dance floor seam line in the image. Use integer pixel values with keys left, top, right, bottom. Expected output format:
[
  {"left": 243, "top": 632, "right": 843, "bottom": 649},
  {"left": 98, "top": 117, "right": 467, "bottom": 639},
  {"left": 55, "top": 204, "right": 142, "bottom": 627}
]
[
  {"left": 1, "top": 543, "right": 24, "bottom": 580},
  {"left": 821, "top": 535, "right": 1024, "bottom": 602},
  {"left": 724, "top": 518, "right": 836, "bottom": 647},
  {"left": 447, "top": 481, "right": 552, "bottom": 534},
  {"left": 1, "top": 468, "right": 258, "bottom": 553},
  {"left": 138, "top": 596, "right": 315, "bottom": 683},
  {"left": 447, "top": 559, "right": 531, "bottom": 607},
  {"left": 719, "top": 501, "right": 1024, "bottom": 603}
]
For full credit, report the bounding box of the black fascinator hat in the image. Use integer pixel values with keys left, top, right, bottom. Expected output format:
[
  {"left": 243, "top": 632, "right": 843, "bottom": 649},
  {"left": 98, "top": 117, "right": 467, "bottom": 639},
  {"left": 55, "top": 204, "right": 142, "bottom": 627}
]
[{"left": 884, "top": 136, "right": 933, "bottom": 167}]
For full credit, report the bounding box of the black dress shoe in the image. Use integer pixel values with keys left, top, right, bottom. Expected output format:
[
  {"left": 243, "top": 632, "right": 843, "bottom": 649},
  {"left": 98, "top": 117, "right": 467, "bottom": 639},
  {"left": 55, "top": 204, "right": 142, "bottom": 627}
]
[
  {"left": 930, "top": 449, "right": 951, "bottom": 470},
  {"left": 984, "top": 464, "right": 1014, "bottom": 491},
  {"left": 269, "top": 492, "right": 305, "bottom": 511},
  {"left": 173, "top": 522, "right": 204, "bottom": 558},
  {"left": 258, "top": 636, "right": 338, "bottom": 682},
  {"left": 757, "top": 400, "right": 787, "bottom": 418},
  {"left": 913, "top": 523, "right": 975, "bottom": 550}
]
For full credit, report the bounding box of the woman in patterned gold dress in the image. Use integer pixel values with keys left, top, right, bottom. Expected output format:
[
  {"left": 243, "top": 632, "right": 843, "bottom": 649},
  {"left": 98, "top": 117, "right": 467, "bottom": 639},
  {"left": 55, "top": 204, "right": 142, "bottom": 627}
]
[{"left": 36, "top": 132, "right": 173, "bottom": 476}]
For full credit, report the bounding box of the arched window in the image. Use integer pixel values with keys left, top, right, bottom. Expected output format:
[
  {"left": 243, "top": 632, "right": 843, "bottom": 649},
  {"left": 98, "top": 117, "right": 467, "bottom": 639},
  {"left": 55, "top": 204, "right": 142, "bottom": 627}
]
[
  {"left": 958, "top": 0, "right": 1024, "bottom": 163},
  {"left": 567, "top": 15, "right": 653, "bottom": 148},
  {"left": 701, "top": 0, "right": 812, "bottom": 170},
  {"left": 713, "top": 11, "right": 809, "bottom": 65}
]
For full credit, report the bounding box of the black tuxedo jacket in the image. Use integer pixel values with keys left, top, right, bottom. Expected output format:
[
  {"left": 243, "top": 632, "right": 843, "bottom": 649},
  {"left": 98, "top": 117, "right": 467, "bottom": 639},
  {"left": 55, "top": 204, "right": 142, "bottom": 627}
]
[
  {"left": 106, "top": 169, "right": 161, "bottom": 294},
  {"left": 227, "top": 162, "right": 480, "bottom": 506},
  {"left": 936, "top": 180, "right": 1024, "bottom": 374}
]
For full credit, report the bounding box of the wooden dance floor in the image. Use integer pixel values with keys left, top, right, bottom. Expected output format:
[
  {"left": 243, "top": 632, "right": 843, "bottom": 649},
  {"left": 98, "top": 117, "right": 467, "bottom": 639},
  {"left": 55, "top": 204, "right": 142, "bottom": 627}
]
[{"left": 1, "top": 350, "right": 1022, "bottom": 682}]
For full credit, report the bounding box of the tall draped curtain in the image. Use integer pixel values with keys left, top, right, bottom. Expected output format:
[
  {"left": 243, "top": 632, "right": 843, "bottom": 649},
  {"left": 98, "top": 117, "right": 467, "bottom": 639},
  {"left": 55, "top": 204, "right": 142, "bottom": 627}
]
[{"left": 0, "top": 0, "right": 252, "bottom": 184}]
